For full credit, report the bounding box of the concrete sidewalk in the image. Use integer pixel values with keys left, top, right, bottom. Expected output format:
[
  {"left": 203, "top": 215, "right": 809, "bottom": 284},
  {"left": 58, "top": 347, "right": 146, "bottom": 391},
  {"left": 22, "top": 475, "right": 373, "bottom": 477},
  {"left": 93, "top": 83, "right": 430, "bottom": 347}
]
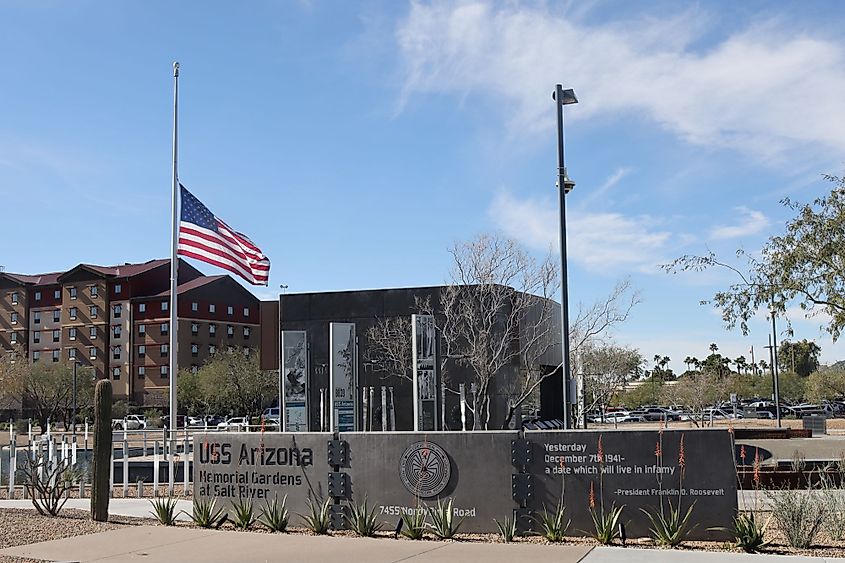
[
  {"left": 0, "top": 500, "right": 840, "bottom": 562},
  {"left": 0, "top": 525, "right": 840, "bottom": 563}
]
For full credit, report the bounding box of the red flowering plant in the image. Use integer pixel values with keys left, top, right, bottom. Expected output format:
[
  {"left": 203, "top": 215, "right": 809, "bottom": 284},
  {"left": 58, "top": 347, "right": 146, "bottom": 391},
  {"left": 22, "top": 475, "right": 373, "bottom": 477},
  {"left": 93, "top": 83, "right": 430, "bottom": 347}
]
[
  {"left": 585, "top": 434, "right": 624, "bottom": 544},
  {"left": 641, "top": 432, "right": 696, "bottom": 547}
]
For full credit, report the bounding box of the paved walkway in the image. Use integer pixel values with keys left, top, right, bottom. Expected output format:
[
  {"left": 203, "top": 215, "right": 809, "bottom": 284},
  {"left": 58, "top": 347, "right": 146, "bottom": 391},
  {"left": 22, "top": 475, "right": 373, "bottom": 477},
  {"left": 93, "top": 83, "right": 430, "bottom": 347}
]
[{"left": 0, "top": 500, "right": 840, "bottom": 562}]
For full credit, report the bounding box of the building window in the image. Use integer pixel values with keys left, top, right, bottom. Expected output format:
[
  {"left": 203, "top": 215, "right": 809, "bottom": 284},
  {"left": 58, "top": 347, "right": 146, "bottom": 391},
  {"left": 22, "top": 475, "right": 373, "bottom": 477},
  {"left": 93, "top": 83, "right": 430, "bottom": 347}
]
[
  {"left": 33, "top": 331, "right": 40, "bottom": 344},
  {"left": 138, "top": 366, "right": 145, "bottom": 378},
  {"left": 10, "top": 312, "right": 17, "bottom": 324},
  {"left": 191, "top": 343, "right": 198, "bottom": 357},
  {"left": 160, "top": 323, "right": 169, "bottom": 335},
  {"left": 209, "top": 344, "right": 216, "bottom": 355},
  {"left": 113, "top": 346, "right": 121, "bottom": 360},
  {"left": 90, "top": 286, "right": 98, "bottom": 298},
  {"left": 69, "top": 287, "right": 77, "bottom": 299},
  {"left": 161, "top": 300, "right": 168, "bottom": 311},
  {"left": 244, "top": 307, "right": 250, "bottom": 317},
  {"left": 10, "top": 332, "right": 18, "bottom": 344},
  {"left": 35, "top": 291, "right": 41, "bottom": 301},
  {"left": 138, "top": 345, "right": 146, "bottom": 358},
  {"left": 113, "top": 304, "right": 122, "bottom": 319},
  {"left": 160, "top": 344, "right": 168, "bottom": 357},
  {"left": 53, "top": 309, "right": 60, "bottom": 323},
  {"left": 69, "top": 327, "right": 77, "bottom": 340},
  {"left": 33, "top": 351, "right": 40, "bottom": 362},
  {"left": 52, "top": 329, "right": 60, "bottom": 343},
  {"left": 244, "top": 327, "right": 251, "bottom": 339},
  {"left": 69, "top": 307, "right": 77, "bottom": 320},
  {"left": 138, "top": 324, "right": 146, "bottom": 336},
  {"left": 191, "top": 323, "right": 198, "bottom": 335},
  {"left": 89, "top": 347, "right": 97, "bottom": 359},
  {"left": 113, "top": 325, "right": 121, "bottom": 338},
  {"left": 209, "top": 324, "right": 216, "bottom": 336},
  {"left": 89, "top": 305, "right": 98, "bottom": 318},
  {"left": 227, "top": 306, "right": 233, "bottom": 315},
  {"left": 191, "top": 302, "right": 198, "bottom": 312},
  {"left": 138, "top": 303, "right": 146, "bottom": 313},
  {"left": 52, "top": 350, "right": 60, "bottom": 362},
  {"left": 34, "top": 311, "right": 41, "bottom": 325},
  {"left": 69, "top": 348, "right": 76, "bottom": 360},
  {"left": 243, "top": 348, "right": 250, "bottom": 357},
  {"left": 54, "top": 289, "right": 60, "bottom": 299},
  {"left": 115, "top": 283, "right": 122, "bottom": 294},
  {"left": 90, "top": 327, "right": 97, "bottom": 339},
  {"left": 160, "top": 365, "right": 168, "bottom": 377},
  {"left": 112, "top": 367, "right": 120, "bottom": 380},
  {"left": 227, "top": 325, "right": 234, "bottom": 337},
  {"left": 11, "top": 292, "right": 18, "bottom": 305},
  {"left": 191, "top": 365, "right": 198, "bottom": 374},
  {"left": 209, "top": 304, "right": 216, "bottom": 313}
]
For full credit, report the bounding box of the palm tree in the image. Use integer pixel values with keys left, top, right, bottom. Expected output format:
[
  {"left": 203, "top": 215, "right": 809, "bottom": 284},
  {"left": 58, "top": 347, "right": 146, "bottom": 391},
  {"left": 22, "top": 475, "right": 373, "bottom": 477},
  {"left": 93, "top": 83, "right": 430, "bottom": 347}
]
[
  {"left": 734, "top": 356, "right": 747, "bottom": 374},
  {"left": 684, "top": 356, "right": 693, "bottom": 372},
  {"left": 709, "top": 343, "right": 719, "bottom": 354}
]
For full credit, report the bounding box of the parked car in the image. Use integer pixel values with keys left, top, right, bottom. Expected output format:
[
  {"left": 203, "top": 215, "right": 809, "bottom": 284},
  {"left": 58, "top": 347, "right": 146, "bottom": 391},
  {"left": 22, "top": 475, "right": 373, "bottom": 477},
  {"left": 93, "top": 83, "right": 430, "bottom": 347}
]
[
  {"left": 187, "top": 416, "right": 205, "bottom": 427},
  {"left": 701, "top": 408, "right": 743, "bottom": 420},
  {"left": 112, "top": 414, "right": 146, "bottom": 430},
  {"left": 217, "top": 417, "right": 250, "bottom": 431},
  {"left": 262, "top": 407, "right": 281, "bottom": 424},
  {"left": 640, "top": 407, "right": 681, "bottom": 422}
]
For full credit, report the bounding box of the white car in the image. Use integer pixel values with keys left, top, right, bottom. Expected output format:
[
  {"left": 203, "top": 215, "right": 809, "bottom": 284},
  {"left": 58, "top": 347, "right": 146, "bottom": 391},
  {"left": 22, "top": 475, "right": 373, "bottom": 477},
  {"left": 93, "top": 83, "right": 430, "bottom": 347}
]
[
  {"left": 112, "top": 415, "right": 146, "bottom": 430},
  {"left": 217, "top": 417, "right": 250, "bottom": 431}
]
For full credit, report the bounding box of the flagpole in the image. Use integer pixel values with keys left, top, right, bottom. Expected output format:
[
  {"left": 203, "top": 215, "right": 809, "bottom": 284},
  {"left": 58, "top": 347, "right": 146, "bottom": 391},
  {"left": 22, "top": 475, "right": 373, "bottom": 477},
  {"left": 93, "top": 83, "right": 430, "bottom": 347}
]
[{"left": 169, "top": 62, "right": 180, "bottom": 439}]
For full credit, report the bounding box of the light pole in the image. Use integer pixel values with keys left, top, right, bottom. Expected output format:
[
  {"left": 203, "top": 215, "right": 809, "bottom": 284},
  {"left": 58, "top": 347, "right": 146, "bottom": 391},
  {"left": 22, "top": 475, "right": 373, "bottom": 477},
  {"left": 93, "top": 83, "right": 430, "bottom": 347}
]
[{"left": 553, "top": 84, "right": 578, "bottom": 429}]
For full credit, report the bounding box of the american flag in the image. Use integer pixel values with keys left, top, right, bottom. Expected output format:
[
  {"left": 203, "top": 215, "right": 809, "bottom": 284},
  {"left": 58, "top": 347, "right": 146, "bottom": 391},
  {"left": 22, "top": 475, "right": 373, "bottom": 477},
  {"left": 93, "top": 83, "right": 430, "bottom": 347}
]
[{"left": 178, "top": 185, "right": 270, "bottom": 285}]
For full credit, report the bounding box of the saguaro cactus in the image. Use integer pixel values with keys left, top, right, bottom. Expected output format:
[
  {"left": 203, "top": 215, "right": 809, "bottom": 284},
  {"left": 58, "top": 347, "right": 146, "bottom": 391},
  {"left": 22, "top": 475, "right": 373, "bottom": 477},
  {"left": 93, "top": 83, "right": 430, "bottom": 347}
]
[{"left": 91, "top": 379, "right": 112, "bottom": 522}]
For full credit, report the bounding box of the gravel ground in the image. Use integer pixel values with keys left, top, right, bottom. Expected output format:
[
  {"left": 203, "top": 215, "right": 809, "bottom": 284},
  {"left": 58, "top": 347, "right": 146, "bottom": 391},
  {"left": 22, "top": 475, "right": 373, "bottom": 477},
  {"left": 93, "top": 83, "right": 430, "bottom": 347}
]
[{"left": 0, "top": 508, "right": 149, "bottom": 563}]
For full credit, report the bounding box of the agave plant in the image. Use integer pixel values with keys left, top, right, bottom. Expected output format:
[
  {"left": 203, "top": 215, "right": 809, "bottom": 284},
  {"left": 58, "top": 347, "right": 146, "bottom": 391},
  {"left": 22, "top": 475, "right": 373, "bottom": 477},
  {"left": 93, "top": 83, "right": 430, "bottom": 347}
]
[
  {"left": 731, "top": 511, "right": 769, "bottom": 553},
  {"left": 642, "top": 501, "right": 696, "bottom": 547},
  {"left": 149, "top": 497, "right": 179, "bottom": 526},
  {"left": 232, "top": 497, "right": 256, "bottom": 530},
  {"left": 494, "top": 514, "right": 517, "bottom": 543},
  {"left": 346, "top": 497, "right": 383, "bottom": 537},
  {"left": 535, "top": 503, "right": 569, "bottom": 542},
  {"left": 187, "top": 497, "right": 227, "bottom": 529},
  {"left": 428, "top": 498, "right": 463, "bottom": 539},
  {"left": 259, "top": 495, "right": 290, "bottom": 533},
  {"left": 300, "top": 497, "right": 332, "bottom": 535},
  {"left": 589, "top": 504, "right": 624, "bottom": 545},
  {"left": 400, "top": 507, "right": 427, "bottom": 540}
]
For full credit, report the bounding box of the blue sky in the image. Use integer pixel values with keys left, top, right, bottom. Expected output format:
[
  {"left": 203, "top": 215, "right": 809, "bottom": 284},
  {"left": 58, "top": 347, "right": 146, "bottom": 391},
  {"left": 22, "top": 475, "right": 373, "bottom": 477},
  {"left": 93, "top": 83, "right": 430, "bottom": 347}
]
[{"left": 2, "top": 1, "right": 844, "bottom": 372}]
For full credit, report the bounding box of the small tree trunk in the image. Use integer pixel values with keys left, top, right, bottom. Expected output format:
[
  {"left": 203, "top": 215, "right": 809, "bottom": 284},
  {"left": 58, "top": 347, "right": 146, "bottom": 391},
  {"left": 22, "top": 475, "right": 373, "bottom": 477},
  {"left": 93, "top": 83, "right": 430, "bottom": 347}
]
[{"left": 91, "top": 380, "right": 112, "bottom": 522}]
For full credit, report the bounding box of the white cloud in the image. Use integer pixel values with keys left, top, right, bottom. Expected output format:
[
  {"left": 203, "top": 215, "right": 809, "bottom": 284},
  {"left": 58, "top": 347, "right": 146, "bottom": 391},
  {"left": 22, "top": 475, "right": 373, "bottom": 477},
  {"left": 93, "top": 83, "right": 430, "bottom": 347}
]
[
  {"left": 709, "top": 207, "right": 770, "bottom": 240},
  {"left": 396, "top": 2, "right": 845, "bottom": 163},
  {"left": 489, "top": 191, "right": 673, "bottom": 273}
]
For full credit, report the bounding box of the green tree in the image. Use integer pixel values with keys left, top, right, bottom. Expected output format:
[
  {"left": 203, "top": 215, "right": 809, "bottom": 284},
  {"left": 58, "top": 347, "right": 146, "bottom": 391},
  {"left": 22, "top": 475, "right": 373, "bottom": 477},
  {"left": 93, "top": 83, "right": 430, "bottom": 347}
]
[
  {"left": 23, "top": 360, "right": 94, "bottom": 431},
  {"left": 617, "top": 376, "right": 663, "bottom": 408},
  {"left": 777, "top": 339, "right": 821, "bottom": 378},
  {"left": 777, "top": 371, "right": 807, "bottom": 402},
  {"left": 194, "top": 349, "right": 274, "bottom": 418},
  {"left": 805, "top": 370, "right": 845, "bottom": 402},
  {"left": 177, "top": 368, "right": 208, "bottom": 416},
  {"left": 665, "top": 174, "right": 845, "bottom": 340}
]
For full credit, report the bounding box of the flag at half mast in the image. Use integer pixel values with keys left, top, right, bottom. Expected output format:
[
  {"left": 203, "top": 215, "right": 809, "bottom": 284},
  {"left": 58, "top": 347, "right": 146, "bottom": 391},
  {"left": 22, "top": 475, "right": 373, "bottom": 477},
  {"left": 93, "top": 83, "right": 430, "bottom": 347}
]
[{"left": 177, "top": 184, "right": 270, "bottom": 285}]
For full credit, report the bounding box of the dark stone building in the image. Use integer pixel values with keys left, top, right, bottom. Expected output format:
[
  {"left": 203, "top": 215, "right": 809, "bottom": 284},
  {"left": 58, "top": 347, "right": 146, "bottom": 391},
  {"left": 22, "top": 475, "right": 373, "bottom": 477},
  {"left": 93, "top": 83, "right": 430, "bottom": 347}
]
[{"left": 260, "top": 286, "right": 562, "bottom": 431}]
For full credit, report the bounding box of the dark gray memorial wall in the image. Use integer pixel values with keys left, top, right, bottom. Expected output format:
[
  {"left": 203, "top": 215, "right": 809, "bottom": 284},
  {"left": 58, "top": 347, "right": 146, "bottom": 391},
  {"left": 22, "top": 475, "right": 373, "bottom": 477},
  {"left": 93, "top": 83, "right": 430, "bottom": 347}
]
[
  {"left": 194, "top": 432, "right": 332, "bottom": 511},
  {"left": 523, "top": 429, "right": 737, "bottom": 540},
  {"left": 340, "top": 431, "right": 516, "bottom": 532},
  {"left": 193, "top": 429, "right": 736, "bottom": 538}
]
